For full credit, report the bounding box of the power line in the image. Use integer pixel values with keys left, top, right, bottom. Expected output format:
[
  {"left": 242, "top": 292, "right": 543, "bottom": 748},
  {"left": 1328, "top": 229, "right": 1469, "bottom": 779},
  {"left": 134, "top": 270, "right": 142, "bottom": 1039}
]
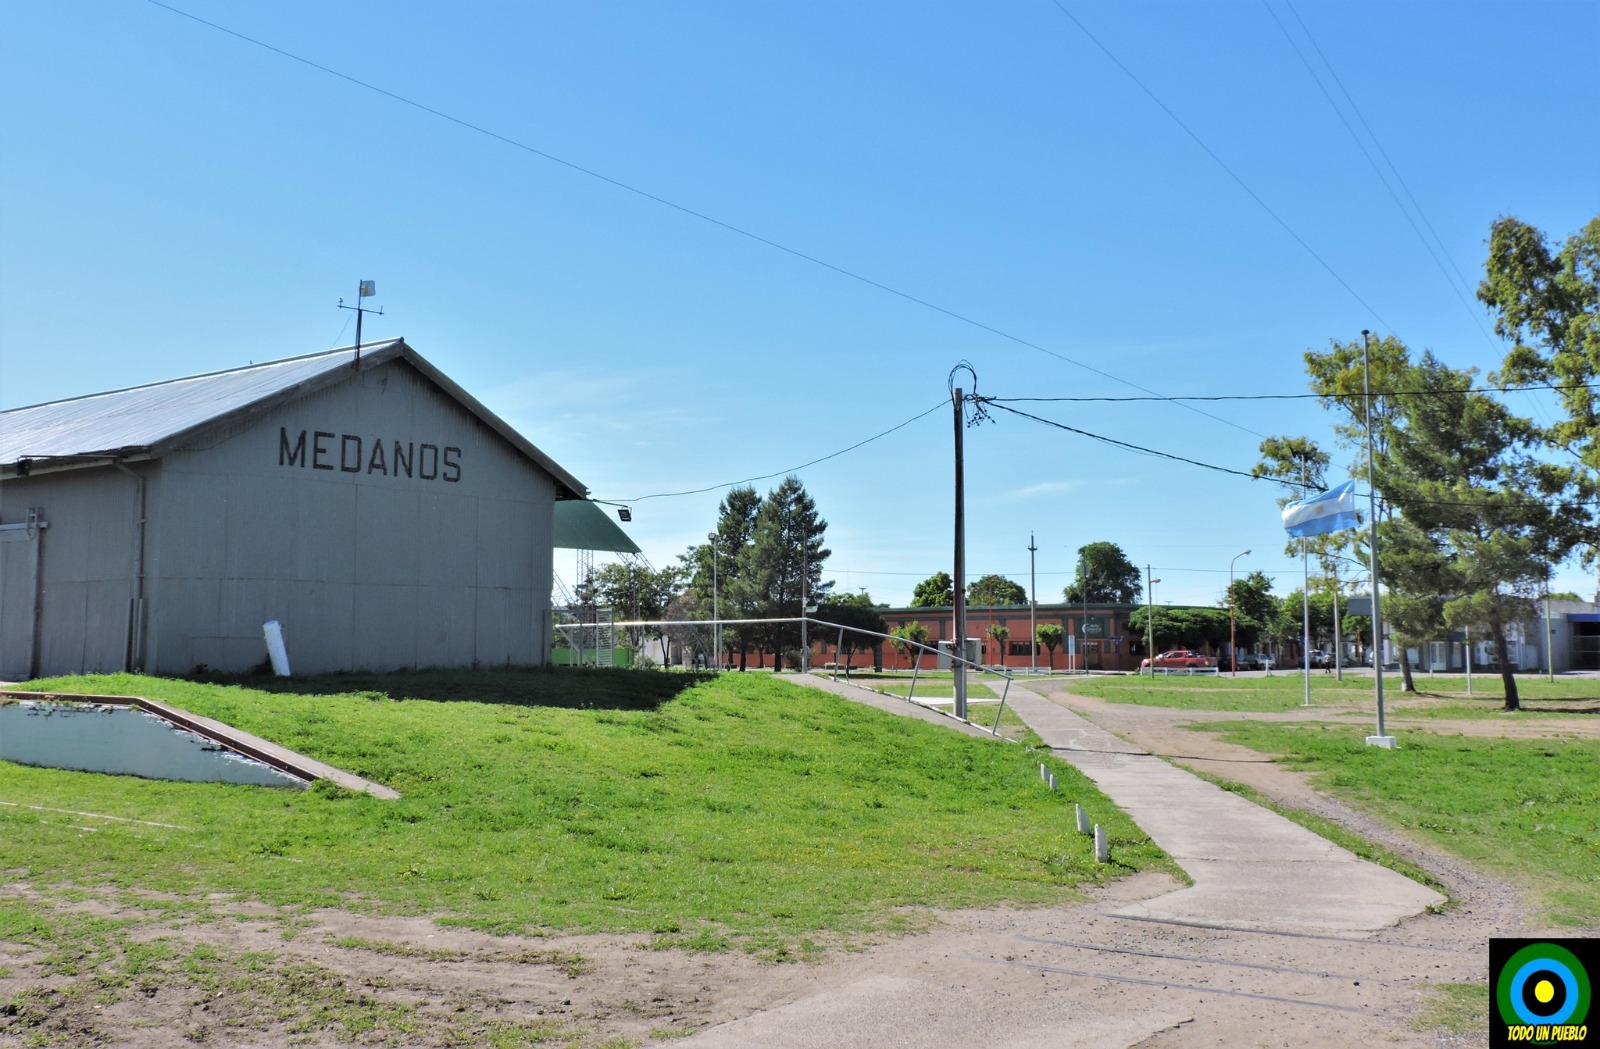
[
  {"left": 1262, "top": 1, "right": 1494, "bottom": 349},
  {"left": 1281, "top": 2, "right": 1494, "bottom": 344},
  {"left": 605, "top": 400, "right": 945, "bottom": 503},
  {"left": 986, "top": 379, "right": 1600, "bottom": 404},
  {"left": 980, "top": 399, "right": 1290, "bottom": 485},
  {"left": 137, "top": 0, "right": 1267, "bottom": 442},
  {"left": 1274, "top": 0, "right": 1554, "bottom": 433},
  {"left": 1049, "top": 3, "right": 1395, "bottom": 334}
]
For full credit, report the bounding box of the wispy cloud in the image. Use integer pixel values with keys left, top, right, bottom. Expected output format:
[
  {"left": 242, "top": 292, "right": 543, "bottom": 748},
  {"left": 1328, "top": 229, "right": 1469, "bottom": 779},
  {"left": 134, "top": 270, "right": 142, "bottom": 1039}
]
[{"left": 1015, "top": 480, "right": 1081, "bottom": 498}]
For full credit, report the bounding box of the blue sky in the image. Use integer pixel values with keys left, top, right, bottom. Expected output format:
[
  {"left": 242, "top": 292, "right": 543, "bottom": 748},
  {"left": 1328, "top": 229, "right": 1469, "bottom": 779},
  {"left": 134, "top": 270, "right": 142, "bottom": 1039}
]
[{"left": 3, "top": 1, "right": 1597, "bottom": 608}]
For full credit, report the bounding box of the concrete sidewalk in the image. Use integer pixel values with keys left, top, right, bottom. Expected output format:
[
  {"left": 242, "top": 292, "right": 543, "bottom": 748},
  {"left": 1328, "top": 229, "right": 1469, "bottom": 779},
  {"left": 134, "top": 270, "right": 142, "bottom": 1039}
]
[
  {"left": 1002, "top": 687, "right": 1443, "bottom": 934},
  {"left": 785, "top": 673, "right": 1443, "bottom": 935},
  {"left": 668, "top": 674, "right": 1448, "bottom": 1049}
]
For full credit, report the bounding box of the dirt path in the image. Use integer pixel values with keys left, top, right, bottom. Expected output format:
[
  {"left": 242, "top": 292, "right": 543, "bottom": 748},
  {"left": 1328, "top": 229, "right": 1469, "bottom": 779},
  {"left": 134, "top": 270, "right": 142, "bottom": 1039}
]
[{"left": 6, "top": 680, "right": 1590, "bottom": 1048}]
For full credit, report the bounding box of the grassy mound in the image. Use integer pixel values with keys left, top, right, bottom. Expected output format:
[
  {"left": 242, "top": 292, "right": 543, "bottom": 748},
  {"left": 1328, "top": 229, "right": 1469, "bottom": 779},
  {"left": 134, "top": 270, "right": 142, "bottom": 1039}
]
[{"left": 1, "top": 669, "right": 1167, "bottom": 953}]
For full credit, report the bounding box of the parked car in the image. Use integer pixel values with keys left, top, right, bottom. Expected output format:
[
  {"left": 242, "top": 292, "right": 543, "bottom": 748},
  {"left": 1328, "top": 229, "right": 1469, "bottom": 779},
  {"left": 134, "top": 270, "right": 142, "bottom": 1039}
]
[
  {"left": 1307, "top": 649, "right": 1333, "bottom": 669},
  {"left": 1140, "top": 649, "right": 1218, "bottom": 671}
]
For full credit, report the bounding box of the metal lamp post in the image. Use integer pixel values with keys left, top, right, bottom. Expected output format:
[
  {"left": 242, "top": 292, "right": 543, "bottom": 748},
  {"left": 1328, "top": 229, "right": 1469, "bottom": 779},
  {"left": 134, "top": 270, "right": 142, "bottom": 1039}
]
[
  {"left": 708, "top": 532, "right": 720, "bottom": 671},
  {"left": 800, "top": 534, "right": 809, "bottom": 675},
  {"left": 1144, "top": 566, "right": 1160, "bottom": 674},
  {"left": 1229, "top": 549, "right": 1250, "bottom": 677}
]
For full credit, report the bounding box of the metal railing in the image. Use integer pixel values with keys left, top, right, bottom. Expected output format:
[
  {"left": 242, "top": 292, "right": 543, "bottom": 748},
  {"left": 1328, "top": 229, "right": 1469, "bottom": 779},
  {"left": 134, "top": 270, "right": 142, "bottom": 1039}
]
[{"left": 598, "top": 615, "right": 1019, "bottom": 737}]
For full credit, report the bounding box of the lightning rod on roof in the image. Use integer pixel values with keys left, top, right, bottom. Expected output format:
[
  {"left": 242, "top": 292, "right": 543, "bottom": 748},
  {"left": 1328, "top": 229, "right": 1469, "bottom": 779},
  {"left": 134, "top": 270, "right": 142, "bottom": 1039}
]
[{"left": 337, "top": 279, "right": 384, "bottom": 369}]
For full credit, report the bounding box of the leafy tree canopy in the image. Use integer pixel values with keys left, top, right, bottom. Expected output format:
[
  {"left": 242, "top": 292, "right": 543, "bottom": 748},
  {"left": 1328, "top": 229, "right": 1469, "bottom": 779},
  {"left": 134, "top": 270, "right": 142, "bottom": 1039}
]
[
  {"left": 966, "top": 573, "right": 1027, "bottom": 606},
  {"left": 1129, "top": 606, "right": 1230, "bottom": 653},
  {"left": 1062, "top": 542, "right": 1142, "bottom": 604},
  {"left": 814, "top": 592, "right": 887, "bottom": 668},
  {"left": 589, "top": 560, "right": 683, "bottom": 652},
  {"left": 889, "top": 621, "right": 931, "bottom": 662},
  {"left": 910, "top": 571, "right": 955, "bottom": 608},
  {"left": 1224, "top": 570, "right": 1278, "bottom": 629},
  {"left": 1480, "top": 214, "right": 1600, "bottom": 475}
]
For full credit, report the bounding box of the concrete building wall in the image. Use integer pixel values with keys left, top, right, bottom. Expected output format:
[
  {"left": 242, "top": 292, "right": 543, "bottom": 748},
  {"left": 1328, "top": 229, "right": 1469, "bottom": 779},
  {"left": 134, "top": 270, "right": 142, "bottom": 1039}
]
[{"left": 142, "top": 360, "right": 555, "bottom": 675}]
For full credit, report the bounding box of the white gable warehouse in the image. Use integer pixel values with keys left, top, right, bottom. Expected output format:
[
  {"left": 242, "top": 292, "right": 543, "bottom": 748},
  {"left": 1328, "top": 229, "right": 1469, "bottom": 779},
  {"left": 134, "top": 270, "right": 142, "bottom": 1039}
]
[{"left": 0, "top": 341, "right": 588, "bottom": 678}]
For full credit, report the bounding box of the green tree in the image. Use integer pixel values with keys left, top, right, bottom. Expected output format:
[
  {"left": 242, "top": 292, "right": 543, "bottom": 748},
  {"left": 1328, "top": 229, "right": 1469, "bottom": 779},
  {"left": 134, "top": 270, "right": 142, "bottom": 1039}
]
[
  {"left": 814, "top": 593, "right": 886, "bottom": 673},
  {"left": 1129, "top": 606, "right": 1230, "bottom": 653},
  {"left": 1374, "top": 516, "right": 1452, "bottom": 691},
  {"left": 1479, "top": 215, "right": 1600, "bottom": 478},
  {"left": 986, "top": 623, "right": 1010, "bottom": 667},
  {"left": 1222, "top": 570, "right": 1278, "bottom": 650},
  {"left": 1036, "top": 623, "right": 1064, "bottom": 669},
  {"left": 1303, "top": 335, "right": 1434, "bottom": 686},
  {"left": 889, "top": 621, "right": 931, "bottom": 668},
  {"left": 1062, "top": 542, "right": 1142, "bottom": 603},
  {"left": 681, "top": 486, "right": 764, "bottom": 669},
  {"left": 742, "top": 476, "right": 830, "bottom": 669},
  {"left": 590, "top": 560, "right": 683, "bottom": 658},
  {"left": 1378, "top": 350, "right": 1584, "bottom": 709},
  {"left": 966, "top": 574, "right": 1026, "bottom": 606},
  {"left": 910, "top": 571, "right": 954, "bottom": 608}
]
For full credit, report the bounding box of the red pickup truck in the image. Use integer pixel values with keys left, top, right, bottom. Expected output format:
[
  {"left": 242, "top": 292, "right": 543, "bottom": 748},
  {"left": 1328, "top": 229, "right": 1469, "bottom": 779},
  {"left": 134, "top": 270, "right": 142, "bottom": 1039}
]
[{"left": 1140, "top": 649, "right": 1218, "bottom": 671}]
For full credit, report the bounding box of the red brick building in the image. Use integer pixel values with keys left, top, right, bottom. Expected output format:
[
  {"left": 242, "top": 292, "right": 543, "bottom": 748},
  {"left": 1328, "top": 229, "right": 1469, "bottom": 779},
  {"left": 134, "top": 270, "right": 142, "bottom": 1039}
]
[{"left": 826, "top": 602, "right": 1151, "bottom": 672}]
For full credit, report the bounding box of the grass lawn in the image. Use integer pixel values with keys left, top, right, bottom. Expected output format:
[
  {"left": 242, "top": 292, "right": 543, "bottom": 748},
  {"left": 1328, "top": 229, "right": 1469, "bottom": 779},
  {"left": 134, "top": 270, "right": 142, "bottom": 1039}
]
[
  {"left": 1066, "top": 674, "right": 1375, "bottom": 712},
  {"left": 1194, "top": 720, "right": 1600, "bottom": 927},
  {"left": 868, "top": 680, "right": 999, "bottom": 700},
  {"left": 1067, "top": 672, "right": 1600, "bottom": 715},
  {"left": 0, "top": 669, "right": 1168, "bottom": 954}
]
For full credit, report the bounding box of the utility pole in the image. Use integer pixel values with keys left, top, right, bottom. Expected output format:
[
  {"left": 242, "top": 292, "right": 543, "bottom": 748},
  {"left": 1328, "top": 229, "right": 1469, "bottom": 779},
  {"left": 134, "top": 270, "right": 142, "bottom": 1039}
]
[
  {"left": 1229, "top": 549, "right": 1250, "bottom": 678},
  {"left": 1297, "top": 453, "right": 1313, "bottom": 709},
  {"left": 1362, "top": 330, "right": 1395, "bottom": 747},
  {"left": 952, "top": 386, "right": 968, "bottom": 720},
  {"left": 1029, "top": 533, "right": 1038, "bottom": 676},
  {"left": 1080, "top": 551, "right": 1089, "bottom": 675},
  {"left": 1545, "top": 571, "right": 1554, "bottom": 682}
]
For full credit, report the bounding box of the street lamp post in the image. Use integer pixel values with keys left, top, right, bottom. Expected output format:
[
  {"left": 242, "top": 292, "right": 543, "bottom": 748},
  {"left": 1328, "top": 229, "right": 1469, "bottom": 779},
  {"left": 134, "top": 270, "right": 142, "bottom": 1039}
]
[
  {"left": 800, "top": 533, "right": 809, "bottom": 675},
  {"left": 1144, "top": 565, "right": 1160, "bottom": 674},
  {"left": 1229, "top": 549, "right": 1250, "bottom": 677},
  {"left": 708, "top": 532, "right": 720, "bottom": 671}
]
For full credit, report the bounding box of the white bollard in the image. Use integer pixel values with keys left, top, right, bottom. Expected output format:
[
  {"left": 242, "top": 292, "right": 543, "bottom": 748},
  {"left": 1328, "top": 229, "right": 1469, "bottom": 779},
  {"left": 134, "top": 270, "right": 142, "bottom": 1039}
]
[
  {"left": 263, "top": 620, "right": 291, "bottom": 677},
  {"left": 1093, "top": 824, "right": 1109, "bottom": 864},
  {"left": 1047, "top": 771, "right": 1057, "bottom": 791},
  {"left": 1075, "top": 803, "right": 1091, "bottom": 835}
]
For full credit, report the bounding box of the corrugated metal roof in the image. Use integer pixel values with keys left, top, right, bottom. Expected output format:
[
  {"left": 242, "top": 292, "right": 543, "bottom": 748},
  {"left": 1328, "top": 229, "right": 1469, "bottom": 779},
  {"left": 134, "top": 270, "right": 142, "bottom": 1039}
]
[
  {"left": 553, "top": 500, "right": 642, "bottom": 553},
  {"left": 0, "top": 339, "right": 588, "bottom": 498},
  {"left": 1, "top": 344, "right": 395, "bottom": 461}
]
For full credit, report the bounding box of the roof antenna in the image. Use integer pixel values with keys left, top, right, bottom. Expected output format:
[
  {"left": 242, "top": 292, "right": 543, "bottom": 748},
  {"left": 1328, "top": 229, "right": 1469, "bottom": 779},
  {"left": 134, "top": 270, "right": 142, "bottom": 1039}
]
[{"left": 337, "top": 280, "right": 382, "bottom": 369}]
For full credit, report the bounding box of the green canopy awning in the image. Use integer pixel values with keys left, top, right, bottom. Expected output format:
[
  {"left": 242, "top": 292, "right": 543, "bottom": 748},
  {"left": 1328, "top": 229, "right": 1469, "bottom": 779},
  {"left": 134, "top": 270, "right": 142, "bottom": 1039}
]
[{"left": 553, "top": 500, "right": 641, "bottom": 554}]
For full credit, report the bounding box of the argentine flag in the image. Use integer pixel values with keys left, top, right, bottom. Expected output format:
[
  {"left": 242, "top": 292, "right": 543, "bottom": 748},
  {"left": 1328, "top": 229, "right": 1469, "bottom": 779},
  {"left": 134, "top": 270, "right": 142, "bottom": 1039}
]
[{"left": 1282, "top": 480, "right": 1359, "bottom": 538}]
